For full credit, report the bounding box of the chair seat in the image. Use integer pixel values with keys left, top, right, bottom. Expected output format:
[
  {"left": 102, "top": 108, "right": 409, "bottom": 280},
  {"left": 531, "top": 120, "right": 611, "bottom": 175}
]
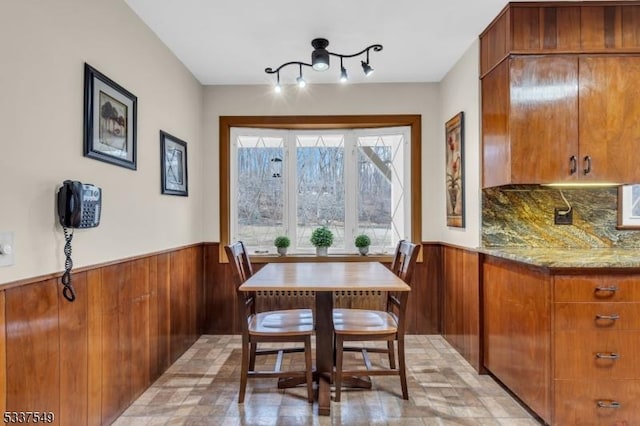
[
  {"left": 249, "top": 309, "right": 314, "bottom": 336},
  {"left": 333, "top": 308, "right": 398, "bottom": 335}
]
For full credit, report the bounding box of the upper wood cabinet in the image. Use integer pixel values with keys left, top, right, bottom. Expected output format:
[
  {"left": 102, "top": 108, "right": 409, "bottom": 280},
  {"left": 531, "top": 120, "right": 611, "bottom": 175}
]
[
  {"left": 481, "top": 1, "right": 640, "bottom": 188},
  {"left": 483, "top": 54, "right": 640, "bottom": 187},
  {"left": 481, "top": 2, "right": 640, "bottom": 76}
]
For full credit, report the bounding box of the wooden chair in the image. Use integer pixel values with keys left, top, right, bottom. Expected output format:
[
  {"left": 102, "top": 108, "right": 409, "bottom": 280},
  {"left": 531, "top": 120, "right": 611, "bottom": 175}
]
[
  {"left": 224, "top": 241, "right": 315, "bottom": 403},
  {"left": 332, "top": 239, "right": 420, "bottom": 401}
]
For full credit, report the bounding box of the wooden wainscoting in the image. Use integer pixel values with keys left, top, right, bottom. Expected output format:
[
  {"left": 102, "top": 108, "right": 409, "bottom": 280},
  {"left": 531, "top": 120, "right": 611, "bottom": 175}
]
[
  {"left": 0, "top": 244, "right": 203, "bottom": 426},
  {"left": 203, "top": 242, "right": 442, "bottom": 335}
]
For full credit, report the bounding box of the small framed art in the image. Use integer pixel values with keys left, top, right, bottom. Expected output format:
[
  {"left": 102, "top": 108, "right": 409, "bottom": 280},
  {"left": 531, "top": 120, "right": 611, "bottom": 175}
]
[
  {"left": 445, "top": 112, "right": 465, "bottom": 228},
  {"left": 160, "top": 130, "right": 188, "bottom": 196},
  {"left": 83, "top": 63, "right": 137, "bottom": 170}
]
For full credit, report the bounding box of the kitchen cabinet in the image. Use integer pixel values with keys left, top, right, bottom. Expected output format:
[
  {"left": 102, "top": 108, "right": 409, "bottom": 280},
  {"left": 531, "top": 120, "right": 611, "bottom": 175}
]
[
  {"left": 553, "top": 275, "right": 640, "bottom": 425},
  {"left": 480, "top": 2, "right": 640, "bottom": 76},
  {"left": 442, "top": 246, "right": 481, "bottom": 371},
  {"left": 480, "top": 1, "right": 640, "bottom": 188},
  {"left": 483, "top": 258, "right": 551, "bottom": 423},
  {"left": 482, "top": 54, "right": 640, "bottom": 187},
  {"left": 483, "top": 255, "right": 640, "bottom": 425}
]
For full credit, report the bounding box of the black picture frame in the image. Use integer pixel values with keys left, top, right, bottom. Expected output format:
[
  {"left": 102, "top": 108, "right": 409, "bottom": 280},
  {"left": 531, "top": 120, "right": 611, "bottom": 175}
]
[
  {"left": 160, "top": 130, "right": 188, "bottom": 196},
  {"left": 83, "top": 63, "right": 137, "bottom": 170}
]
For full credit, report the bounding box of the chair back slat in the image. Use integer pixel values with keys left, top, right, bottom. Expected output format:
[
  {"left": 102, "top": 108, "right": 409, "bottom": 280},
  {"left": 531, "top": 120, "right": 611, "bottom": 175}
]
[
  {"left": 225, "top": 241, "right": 256, "bottom": 332},
  {"left": 390, "top": 240, "right": 420, "bottom": 285},
  {"left": 225, "top": 241, "right": 254, "bottom": 288}
]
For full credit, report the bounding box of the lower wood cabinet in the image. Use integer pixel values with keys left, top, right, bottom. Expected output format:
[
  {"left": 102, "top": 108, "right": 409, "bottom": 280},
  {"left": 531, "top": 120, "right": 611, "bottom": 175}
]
[
  {"left": 442, "top": 245, "right": 481, "bottom": 371},
  {"left": 483, "top": 256, "right": 640, "bottom": 425}
]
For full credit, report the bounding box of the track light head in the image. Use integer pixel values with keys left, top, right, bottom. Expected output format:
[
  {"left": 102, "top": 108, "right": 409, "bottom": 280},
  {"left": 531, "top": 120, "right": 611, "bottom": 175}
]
[
  {"left": 340, "top": 66, "right": 348, "bottom": 83},
  {"left": 296, "top": 75, "right": 306, "bottom": 88},
  {"left": 361, "top": 61, "right": 374, "bottom": 76},
  {"left": 311, "top": 38, "right": 330, "bottom": 71}
]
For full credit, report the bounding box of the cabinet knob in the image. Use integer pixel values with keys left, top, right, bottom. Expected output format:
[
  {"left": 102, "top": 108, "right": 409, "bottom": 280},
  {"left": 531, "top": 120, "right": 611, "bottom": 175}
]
[
  {"left": 596, "top": 400, "right": 621, "bottom": 409},
  {"left": 583, "top": 155, "right": 592, "bottom": 175},
  {"left": 569, "top": 155, "right": 577, "bottom": 175}
]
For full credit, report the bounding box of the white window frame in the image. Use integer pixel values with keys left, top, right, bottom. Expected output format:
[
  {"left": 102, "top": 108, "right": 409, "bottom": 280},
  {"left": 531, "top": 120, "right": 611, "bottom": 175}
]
[{"left": 230, "top": 126, "right": 411, "bottom": 255}]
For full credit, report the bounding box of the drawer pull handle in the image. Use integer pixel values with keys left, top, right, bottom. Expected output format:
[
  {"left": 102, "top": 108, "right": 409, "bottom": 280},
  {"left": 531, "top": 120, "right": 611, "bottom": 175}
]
[
  {"left": 594, "top": 285, "right": 618, "bottom": 293},
  {"left": 595, "top": 352, "right": 620, "bottom": 360},
  {"left": 595, "top": 313, "right": 620, "bottom": 321},
  {"left": 597, "top": 400, "right": 621, "bottom": 409}
]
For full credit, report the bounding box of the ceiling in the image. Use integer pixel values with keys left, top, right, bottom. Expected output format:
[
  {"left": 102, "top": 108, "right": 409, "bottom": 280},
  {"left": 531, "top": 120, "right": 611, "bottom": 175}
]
[{"left": 125, "top": 0, "right": 521, "bottom": 86}]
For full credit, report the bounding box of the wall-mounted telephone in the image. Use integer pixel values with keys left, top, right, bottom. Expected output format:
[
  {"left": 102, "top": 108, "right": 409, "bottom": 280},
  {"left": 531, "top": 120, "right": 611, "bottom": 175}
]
[
  {"left": 56, "top": 180, "right": 102, "bottom": 302},
  {"left": 57, "top": 180, "right": 102, "bottom": 228}
]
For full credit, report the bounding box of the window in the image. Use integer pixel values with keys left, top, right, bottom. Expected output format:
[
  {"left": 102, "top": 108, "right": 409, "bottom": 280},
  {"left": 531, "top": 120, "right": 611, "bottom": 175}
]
[
  {"left": 230, "top": 127, "right": 410, "bottom": 254},
  {"left": 618, "top": 184, "right": 640, "bottom": 229},
  {"left": 220, "top": 115, "right": 421, "bottom": 258}
]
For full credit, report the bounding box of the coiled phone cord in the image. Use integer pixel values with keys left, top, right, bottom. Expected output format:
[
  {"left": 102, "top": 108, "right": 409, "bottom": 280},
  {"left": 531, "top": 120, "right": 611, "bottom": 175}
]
[{"left": 61, "top": 226, "right": 76, "bottom": 302}]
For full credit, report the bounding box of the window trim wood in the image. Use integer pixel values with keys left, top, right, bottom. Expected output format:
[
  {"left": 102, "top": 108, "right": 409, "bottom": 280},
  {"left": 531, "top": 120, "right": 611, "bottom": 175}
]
[{"left": 219, "top": 115, "right": 422, "bottom": 262}]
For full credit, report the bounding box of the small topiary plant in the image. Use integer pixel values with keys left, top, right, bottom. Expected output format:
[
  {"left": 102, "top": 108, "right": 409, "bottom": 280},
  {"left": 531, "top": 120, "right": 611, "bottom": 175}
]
[
  {"left": 354, "top": 234, "right": 371, "bottom": 248},
  {"left": 274, "top": 236, "right": 291, "bottom": 248},
  {"left": 310, "top": 226, "right": 334, "bottom": 247}
]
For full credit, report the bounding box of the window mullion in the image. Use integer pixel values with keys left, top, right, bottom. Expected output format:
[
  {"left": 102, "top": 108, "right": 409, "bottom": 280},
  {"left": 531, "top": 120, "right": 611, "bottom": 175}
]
[
  {"left": 344, "top": 131, "right": 357, "bottom": 252},
  {"left": 286, "top": 131, "right": 298, "bottom": 251}
]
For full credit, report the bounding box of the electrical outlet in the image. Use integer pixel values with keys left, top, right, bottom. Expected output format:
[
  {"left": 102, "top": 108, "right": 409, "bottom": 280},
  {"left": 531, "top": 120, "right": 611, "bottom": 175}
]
[{"left": 554, "top": 208, "right": 573, "bottom": 225}]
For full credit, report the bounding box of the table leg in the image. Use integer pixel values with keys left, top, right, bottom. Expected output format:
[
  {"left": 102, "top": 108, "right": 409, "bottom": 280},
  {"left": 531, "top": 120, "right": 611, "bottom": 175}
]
[{"left": 315, "top": 291, "right": 333, "bottom": 416}]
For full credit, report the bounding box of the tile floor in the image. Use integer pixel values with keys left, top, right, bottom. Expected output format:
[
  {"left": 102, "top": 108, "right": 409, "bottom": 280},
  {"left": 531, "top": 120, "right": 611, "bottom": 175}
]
[{"left": 114, "top": 335, "right": 542, "bottom": 425}]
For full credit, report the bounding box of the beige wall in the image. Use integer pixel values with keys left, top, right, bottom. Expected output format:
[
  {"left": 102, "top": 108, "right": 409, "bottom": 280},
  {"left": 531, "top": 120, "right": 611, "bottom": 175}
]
[
  {"left": 0, "top": 0, "right": 204, "bottom": 284},
  {"left": 1, "top": 0, "right": 482, "bottom": 285},
  {"left": 202, "top": 83, "right": 443, "bottom": 242},
  {"left": 439, "top": 40, "right": 481, "bottom": 247}
]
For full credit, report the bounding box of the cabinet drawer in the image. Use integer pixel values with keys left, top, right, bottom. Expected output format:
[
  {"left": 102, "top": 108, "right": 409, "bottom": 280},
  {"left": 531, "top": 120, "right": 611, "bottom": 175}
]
[
  {"left": 554, "top": 331, "right": 640, "bottom": 379},
  {"left": 554, "top": 303, "right": 640, "bottom": 330},
  {"left": 554, "top": 276, "right": 640, "bottom": 302},
  {"left": 554, "top": 380, "right": 640, "bottom": 426}
]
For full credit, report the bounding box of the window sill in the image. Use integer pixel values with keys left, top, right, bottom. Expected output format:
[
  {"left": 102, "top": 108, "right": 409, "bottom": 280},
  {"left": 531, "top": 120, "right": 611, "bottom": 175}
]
[{"left": 249, "top": 254, "right": 394, "bottom": 264}]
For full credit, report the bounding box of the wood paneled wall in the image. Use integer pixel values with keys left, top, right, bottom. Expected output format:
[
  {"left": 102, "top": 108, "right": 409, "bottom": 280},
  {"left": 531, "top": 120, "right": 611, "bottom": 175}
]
[
  {"left": 203, "top": 242, "right": 442, "bottom": 335},
  {"left": 0, "top": 245, "right": 203, "bottom": 425}
]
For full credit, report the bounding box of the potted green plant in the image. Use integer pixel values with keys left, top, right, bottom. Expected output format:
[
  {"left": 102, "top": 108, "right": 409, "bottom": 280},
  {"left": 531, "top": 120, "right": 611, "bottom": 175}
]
[
  {"left": 274, "top": 236, "right": 290, "bottom": 256},
  {"left": 354, "top": 234, "right": 371, "bottom": 256},
  {"left": 310, "top": 226, "right": 333, "bottom": 256}
]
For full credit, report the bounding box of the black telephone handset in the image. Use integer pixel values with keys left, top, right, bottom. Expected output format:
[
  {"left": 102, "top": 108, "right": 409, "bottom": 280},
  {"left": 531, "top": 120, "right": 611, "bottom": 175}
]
[
  {"left": 57, "top": 180, "right": 102, "bottom": 228},
  {"left": 56, "top": 180, "right": 102, "bottom": 302}
]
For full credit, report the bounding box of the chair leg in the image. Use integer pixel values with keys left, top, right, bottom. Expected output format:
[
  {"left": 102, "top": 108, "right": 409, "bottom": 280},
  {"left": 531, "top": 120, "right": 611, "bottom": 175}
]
[
  {"left": 304, "top": 336, "right": 314, "bottom": 403},
  {"left": 334, "top": 334, "right": 344, "bottom": 402},
  {"left": 387, "top": 340, "right": 396, "bottom": 369},
  {"left": 249, "top": 341, "right": 257, "bottom": 370},
  {"left": 239, "top": 338, "right": 250, "bottom": 403},
  {"left": 397, "top": 337, "right": 408, "bottom": 400}
]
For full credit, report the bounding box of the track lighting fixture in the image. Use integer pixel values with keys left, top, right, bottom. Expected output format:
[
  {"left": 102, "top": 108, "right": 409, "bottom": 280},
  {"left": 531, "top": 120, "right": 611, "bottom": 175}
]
[{"left": 265, "top": 38, "right": 383, "bottom": 92}]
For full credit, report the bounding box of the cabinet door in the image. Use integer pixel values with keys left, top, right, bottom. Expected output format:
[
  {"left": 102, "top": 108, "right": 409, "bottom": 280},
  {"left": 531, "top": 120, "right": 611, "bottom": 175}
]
[
  {"left": 579, "top": 56, "right": 640, "bottom": 183},
  {"left": 483, "top": 259, "right": 551, "bottom": 422},
  {"left": 510, "top": 56, "right": 579, "bottom": 184}
]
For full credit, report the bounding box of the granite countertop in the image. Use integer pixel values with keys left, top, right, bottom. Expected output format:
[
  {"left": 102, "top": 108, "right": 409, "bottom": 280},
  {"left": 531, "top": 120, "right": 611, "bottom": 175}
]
[{"left": 479, "top": 247, "right": 640, "bottom": 268}]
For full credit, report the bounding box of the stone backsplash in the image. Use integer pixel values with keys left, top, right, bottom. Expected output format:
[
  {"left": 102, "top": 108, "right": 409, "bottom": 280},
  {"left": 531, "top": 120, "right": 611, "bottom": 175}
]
[{"left": 482, "top": 186, "right": 640, "bottom": 248}]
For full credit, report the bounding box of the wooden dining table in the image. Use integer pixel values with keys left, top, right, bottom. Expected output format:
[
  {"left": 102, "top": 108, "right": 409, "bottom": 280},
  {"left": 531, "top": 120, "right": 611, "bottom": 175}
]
[{"left": 238, "top": 261, "right": 411, "bottom": 416}]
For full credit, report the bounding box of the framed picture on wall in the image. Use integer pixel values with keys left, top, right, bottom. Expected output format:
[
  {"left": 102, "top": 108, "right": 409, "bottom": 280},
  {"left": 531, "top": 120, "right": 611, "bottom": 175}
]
[
  {"left": 160, "top": 130, "right": 188, "bottom": 196},
  {"left": 83, "top": 63, "right": 137, "bottom": 170},
  {"left": 445, "top": 112, "right": 465, "bottom": 228}
]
